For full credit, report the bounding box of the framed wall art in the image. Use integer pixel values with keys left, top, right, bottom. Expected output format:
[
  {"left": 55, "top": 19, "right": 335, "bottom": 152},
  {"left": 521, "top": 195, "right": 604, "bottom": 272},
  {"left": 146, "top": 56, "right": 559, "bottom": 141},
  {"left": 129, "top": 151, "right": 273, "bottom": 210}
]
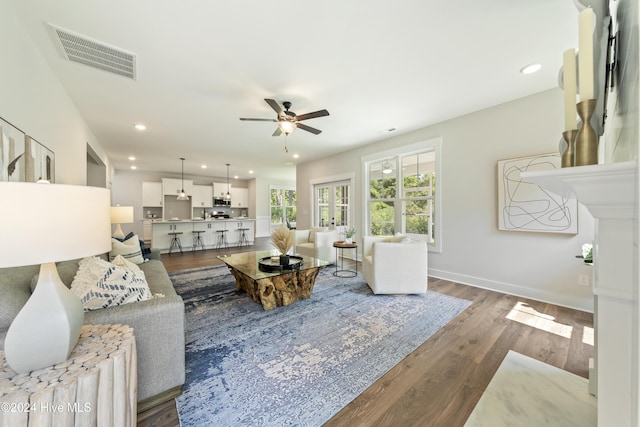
[
  {"left": 497, "top": 153, "right": 578, "bottom": 234},
  {"left": 26, "top": 135, "right": 55, "bottom": 183},
  {"left": 0, "top": 117, "right": 26, "bottom": 182}
]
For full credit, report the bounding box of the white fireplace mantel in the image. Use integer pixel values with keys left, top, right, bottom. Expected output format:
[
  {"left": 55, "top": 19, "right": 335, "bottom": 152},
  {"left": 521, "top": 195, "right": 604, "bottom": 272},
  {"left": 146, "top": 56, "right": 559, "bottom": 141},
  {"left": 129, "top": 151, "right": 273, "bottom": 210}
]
[
  {"left": 520, "top": 161, "right": 636, "bottom": 219},
  {"left": 522, "top": 160, "right": 638, "bottom": 426}
]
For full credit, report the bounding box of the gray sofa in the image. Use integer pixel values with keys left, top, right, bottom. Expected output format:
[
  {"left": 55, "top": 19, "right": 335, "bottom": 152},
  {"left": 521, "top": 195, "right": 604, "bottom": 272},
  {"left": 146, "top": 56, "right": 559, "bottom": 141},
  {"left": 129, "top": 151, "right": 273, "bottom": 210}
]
[{"left": 0, "top": 251, "right": 185, "bottom": 413}]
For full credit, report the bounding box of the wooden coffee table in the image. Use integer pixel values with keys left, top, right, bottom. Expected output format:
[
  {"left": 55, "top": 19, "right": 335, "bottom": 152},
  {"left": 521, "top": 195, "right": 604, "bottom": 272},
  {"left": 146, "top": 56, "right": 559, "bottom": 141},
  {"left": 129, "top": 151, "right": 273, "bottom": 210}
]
[{"left": 218, "top": 250, "right": 329, "bottom": 310}]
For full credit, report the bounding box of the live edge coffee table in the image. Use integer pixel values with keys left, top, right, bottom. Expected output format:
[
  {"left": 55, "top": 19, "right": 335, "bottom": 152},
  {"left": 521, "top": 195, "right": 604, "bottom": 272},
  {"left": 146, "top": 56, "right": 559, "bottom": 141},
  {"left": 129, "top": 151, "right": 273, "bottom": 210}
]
[{"left": 218, "top": 251, "right": 330, "bottom": 311}]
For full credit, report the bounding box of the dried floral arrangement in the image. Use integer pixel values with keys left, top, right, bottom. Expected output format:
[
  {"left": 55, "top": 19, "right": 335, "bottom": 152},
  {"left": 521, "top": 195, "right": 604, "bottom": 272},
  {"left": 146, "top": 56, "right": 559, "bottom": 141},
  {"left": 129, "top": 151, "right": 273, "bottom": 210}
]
[{"left": 271, "top": 225, "right": 295, "bottom": 255}]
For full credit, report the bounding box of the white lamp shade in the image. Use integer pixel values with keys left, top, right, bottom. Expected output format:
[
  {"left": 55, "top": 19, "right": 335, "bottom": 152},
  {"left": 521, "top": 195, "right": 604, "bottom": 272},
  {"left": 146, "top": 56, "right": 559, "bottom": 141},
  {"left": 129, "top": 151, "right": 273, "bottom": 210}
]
[
  {"left": 0, "top": 182, "right": 112, "bottom": 267},
  {"left": 110, "top": 205, "right": 134, "bottom": 224}
]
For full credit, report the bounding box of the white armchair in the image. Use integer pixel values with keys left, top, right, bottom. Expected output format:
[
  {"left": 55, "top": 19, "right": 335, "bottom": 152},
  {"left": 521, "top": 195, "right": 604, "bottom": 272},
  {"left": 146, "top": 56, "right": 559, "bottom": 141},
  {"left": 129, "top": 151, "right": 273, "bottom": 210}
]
[
  {"left": 291, "top": 228, "right": 340, "bottom": 263},
  {"left": 362, "top": 235, "right": 428, "bottom": 294}
]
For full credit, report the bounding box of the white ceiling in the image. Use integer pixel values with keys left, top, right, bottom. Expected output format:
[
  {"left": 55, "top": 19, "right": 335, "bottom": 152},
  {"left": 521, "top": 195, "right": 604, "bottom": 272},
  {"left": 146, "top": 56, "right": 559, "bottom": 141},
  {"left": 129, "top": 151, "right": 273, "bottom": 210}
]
[{"left": 10, "top": 0, "right": 579, "bottom": 181}]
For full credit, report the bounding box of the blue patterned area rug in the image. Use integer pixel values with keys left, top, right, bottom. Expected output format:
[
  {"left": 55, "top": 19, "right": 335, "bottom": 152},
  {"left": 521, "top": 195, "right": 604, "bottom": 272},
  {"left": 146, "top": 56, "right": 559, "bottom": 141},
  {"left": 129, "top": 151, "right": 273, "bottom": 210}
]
[{"left": 171, "top": 264, "right": 471, "bottom": 427}]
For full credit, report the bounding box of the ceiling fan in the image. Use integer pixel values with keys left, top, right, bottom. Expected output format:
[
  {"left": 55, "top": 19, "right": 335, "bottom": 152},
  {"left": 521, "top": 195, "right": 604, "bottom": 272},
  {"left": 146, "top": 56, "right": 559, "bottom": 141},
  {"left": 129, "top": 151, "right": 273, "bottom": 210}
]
[{"left": 240, "top": 99, "right": 329, "bottom": 136}]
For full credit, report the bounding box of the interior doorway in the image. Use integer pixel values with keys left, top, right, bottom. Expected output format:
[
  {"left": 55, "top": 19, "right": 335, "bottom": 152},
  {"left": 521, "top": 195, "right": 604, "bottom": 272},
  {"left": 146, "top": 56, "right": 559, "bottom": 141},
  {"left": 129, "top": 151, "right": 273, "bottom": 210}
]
[{"left": 86, "top": 143, "right": 106, "bottom": 188}]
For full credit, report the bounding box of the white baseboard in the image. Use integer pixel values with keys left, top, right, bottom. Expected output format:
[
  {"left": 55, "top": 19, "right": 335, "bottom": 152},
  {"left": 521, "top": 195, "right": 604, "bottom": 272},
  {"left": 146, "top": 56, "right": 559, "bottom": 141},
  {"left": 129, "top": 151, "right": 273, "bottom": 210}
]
[{"left": 428, "top": 268, "right": 594, "bottom": 313}]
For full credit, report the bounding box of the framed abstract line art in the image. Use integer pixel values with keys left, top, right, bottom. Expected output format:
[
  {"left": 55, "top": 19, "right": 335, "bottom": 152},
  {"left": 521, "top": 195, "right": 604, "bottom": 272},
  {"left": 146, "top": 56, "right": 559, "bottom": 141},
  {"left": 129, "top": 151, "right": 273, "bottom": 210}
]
[
  {"left": 25, "top": 135, "right": 55, "bottom": 183},
  {"left": 0, "top": 117, "right": 26, "bottom": 182},
  {"left": 497, "top": 153, "right": 578, "bottom": 234}
]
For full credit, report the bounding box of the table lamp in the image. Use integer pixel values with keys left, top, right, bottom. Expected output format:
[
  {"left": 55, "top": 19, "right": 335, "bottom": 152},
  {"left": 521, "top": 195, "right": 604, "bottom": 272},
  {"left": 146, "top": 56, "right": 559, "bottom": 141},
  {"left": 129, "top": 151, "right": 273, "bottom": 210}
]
[
  {"left": 110, "top": 205, "right": 134, "bottom": 239},
  {"left": 0, "top": 182, "right": 111, "bottom": 373}
]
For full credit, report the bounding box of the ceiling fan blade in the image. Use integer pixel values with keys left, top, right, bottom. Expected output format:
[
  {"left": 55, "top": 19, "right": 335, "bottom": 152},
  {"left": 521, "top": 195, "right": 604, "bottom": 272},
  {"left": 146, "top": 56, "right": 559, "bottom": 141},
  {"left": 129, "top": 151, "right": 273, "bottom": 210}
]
[
  {"left": 296, "top": 123, "right": 322, "bottom": 135},
  {"left": 264, "top": 99, "right": 283, "bottom": 115},
  {"left": 272, "top": 127, "right": 282, "bottom": 137},
  {"left": 239, "top": 118, "right": 277, "bottom": 122},
  {"left": 295, "top": 109, "right": 329, "bottom": 121}
]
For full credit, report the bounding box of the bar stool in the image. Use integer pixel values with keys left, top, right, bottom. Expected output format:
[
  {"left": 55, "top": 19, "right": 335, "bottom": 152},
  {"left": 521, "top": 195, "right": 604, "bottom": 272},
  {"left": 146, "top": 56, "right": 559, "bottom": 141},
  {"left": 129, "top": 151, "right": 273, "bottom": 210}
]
[
  {"left": 168, "top": 232, "right": 183, "bottom": 255},
  {"left": 192, "top": 230, "right": 205, "bottom": 252},
  {"left": 236, "top": 228, "right": 250, "bottom": 247},
  {"left": 215, "top": 230, "right": 229, "bottom": 250}
]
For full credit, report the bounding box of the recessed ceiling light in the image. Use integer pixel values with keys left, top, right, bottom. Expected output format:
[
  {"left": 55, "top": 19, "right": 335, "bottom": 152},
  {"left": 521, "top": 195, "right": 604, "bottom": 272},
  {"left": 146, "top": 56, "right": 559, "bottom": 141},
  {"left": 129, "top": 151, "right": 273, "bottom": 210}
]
[
  {"left": 130, "top": 165, "right": 137, "bottom": 170},
  {"left": 234, "top": 175, "right": 239, "bottom": 179},
  {"left": 134, "top": 124, "right": 146, "bottom": 131},
  {"left": 293, "top": 154, "right": 299, "bottom": 159},
  {"left": 201, "top": 165, "right": 207, "bottom": 169},
  {"left": 128, "top": 156, "right": 136, "bottom": 161},
  {"left": 249, "top": 170, "right": 254, "bottom": 174},
  {"left": 520, "top": 63, "right": 542, "bottom": 74}
]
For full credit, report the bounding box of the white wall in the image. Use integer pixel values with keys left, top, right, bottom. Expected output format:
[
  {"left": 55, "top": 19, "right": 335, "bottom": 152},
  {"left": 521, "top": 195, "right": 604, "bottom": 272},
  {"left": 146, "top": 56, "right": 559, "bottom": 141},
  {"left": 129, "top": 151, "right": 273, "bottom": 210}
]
[
  {"left": 0, "top": 8, "right": 111, "bottom": 186},
  {"left": 297, "top": 89, "right": 595, "bottom": 311}
]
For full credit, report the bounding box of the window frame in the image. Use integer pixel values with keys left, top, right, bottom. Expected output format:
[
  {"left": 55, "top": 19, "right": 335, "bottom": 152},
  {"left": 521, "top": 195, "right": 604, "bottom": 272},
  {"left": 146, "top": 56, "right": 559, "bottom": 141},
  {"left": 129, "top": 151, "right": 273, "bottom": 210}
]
[
  {"left": 269, "top": 185, "right": 296, "bottom": 227},
  {"left": 361, "top": 137, "right": 442, "bottom": 253}
]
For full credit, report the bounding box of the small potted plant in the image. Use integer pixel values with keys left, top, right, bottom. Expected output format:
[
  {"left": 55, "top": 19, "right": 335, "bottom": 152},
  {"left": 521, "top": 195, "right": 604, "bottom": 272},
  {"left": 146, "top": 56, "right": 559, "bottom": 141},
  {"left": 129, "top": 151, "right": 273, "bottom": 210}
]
[
  {"left": 345, "top": 227, "right": 356, "bottom": 244},
  {"left": 271, "top": 224, "right": 296, "bottom": 266}
]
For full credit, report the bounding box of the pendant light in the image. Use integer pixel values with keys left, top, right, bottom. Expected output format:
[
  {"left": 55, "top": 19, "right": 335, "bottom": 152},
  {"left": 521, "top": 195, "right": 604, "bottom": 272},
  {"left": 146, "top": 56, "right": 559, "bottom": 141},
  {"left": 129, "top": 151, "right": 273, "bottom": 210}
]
[
  {"left": 225, "top": 163, "right": 231, "bottom": 200},
  {"left": 382, "top": 161, "right": 393, "bottom": 174},
  {"left": 177, "top": 157, "right": 189, "bottom": 200}
]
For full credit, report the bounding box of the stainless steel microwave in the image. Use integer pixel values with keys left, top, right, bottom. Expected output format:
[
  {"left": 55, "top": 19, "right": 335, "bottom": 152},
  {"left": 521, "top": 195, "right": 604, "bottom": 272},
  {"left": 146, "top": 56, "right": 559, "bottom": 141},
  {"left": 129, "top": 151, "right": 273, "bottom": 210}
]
[{"left": 213, "top": 197, "right": 230, "bottom": 206}]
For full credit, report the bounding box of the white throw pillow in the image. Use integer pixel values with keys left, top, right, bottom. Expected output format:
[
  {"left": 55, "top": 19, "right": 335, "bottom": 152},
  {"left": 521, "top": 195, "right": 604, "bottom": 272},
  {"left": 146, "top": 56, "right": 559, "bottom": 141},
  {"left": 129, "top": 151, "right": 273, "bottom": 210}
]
[
  {"left": 389, "top": 233, "right": 411, "bottom": 243},
  {"left": 110, "top": 234, "right": 144, "bottom": 264},
  {"left": 71, "top": 256, "right": 151, "bottom": 311},
  {"left": 111, "top": 254, "right": 141, "bottom": 271}
]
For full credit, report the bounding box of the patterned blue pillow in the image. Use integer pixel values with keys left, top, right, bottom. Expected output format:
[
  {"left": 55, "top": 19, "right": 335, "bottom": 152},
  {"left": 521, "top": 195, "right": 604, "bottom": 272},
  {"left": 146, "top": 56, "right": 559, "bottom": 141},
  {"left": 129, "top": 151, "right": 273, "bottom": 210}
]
[{"left": 71, "top": 257, "right": 151, "bottom": 311}]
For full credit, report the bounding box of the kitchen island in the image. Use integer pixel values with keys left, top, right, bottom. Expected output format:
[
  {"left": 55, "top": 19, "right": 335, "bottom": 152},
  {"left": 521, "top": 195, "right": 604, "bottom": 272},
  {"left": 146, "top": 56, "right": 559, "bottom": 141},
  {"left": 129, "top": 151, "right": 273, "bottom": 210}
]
[{"left": 151, "top": 218, "right": 255, "bottom": 252}]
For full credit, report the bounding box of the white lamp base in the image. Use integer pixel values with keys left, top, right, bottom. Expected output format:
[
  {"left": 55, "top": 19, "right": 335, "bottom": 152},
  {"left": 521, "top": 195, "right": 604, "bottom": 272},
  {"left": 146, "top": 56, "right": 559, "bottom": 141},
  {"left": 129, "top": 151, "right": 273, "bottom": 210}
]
[
  {"left": 4, "top": 262, "right": 84, "bottom": 374},
  {"left": 113, "top": 223, "right": 125, "bottom": 239}
]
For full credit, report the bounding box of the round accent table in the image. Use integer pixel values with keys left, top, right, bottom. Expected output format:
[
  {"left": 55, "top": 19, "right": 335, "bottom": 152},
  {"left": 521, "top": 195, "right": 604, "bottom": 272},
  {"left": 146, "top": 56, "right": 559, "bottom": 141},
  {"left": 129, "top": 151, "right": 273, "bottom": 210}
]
[
  {"left": 0, "top": 324, "right": 137, "bottom": 427},
  {"left": 333, "top": 241, "right": 358, "bottom": 278}
]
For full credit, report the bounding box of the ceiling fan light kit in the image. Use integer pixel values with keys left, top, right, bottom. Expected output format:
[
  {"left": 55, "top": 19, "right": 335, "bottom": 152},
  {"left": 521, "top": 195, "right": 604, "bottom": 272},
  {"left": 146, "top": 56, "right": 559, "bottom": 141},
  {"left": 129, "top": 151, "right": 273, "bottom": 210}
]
[
  {"left": 240, "top": 99, "right": 329, "bottom": 150},
  {"left": 278, "top": 120, "right": 296, "bottom": 135}
]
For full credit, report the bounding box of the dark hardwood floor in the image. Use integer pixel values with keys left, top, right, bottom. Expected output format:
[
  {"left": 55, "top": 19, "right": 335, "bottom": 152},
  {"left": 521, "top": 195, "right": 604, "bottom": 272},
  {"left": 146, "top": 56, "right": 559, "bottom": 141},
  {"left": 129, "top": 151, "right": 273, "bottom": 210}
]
[{"left": 137, "top": 238, "right": 593, "bottom": 427}]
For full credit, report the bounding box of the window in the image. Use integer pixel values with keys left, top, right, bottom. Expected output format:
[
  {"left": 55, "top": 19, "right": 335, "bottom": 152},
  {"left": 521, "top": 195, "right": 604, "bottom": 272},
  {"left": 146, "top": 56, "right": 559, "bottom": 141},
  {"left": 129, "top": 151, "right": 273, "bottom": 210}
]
[
  {"left": 314, "top": 180, "right": 351, "bottom": 228},
  {"left": 270, "top": 186, "right": 296, "bottom": 227},
  {"left": 363, "top": 138, "right": 442, "bottom": 252}
]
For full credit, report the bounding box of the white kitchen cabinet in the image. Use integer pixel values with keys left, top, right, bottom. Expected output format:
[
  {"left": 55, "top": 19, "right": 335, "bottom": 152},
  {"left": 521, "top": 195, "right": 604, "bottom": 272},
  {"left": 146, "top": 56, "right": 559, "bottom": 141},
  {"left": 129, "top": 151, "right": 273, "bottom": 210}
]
[
  {"left": 163, "top": 178, "right": 193, "bottom": 196},
  {"left": 192, "top": 184, "right": 213, "bottom": 208},
  {"left": 151, "top": 221, "right": 193, "bottom": 252},
  {"left": 212, "top": 182, "right": 230, "bottom": 198},
  {"left": 142, "top": 182, "right": 163, "bottom": 207},
  {"left": 227, "top": 220, "right": 254, "bottom": 246},
  {"left": 230, "top": 187, "right": 249, "bottom": 207},
  {"left": 142, "top": 220, "right": 153, "bottom": 241},
  {"left": 210, "top": 220, "right": 228, "bottom": 247},
  {"left": 193, "top": 221, "right": 215, "bottom": 248}
]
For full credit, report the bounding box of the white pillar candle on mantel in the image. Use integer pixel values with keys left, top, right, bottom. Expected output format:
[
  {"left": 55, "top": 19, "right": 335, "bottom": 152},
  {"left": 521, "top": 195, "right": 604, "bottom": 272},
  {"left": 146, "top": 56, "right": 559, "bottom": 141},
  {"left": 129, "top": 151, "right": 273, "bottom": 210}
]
[
  {"left": 563, "top": 48, "right": 577, "bottom": 131},
  {"left": 578, "top": 8, "right": 595, "bottom": 100}
]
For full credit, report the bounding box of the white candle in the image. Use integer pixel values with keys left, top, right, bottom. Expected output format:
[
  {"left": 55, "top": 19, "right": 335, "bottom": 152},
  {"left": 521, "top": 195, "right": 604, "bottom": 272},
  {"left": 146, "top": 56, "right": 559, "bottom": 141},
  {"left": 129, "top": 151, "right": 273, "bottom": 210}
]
[
  {"left": 563, "top": 48, "right": 577, "bottom": 130},
  {"left": 578, "top": 8, "right": 595, "bottom": 100}
]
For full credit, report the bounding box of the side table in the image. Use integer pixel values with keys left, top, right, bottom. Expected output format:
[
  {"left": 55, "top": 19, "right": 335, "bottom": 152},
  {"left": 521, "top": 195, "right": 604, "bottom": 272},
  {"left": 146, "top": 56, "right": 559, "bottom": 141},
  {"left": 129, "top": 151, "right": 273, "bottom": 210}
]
[
  {"left": 333, "top": 241, "right": 358, "bottom": 278},
  {"left": 0, "top": 324, "right": 137, "bottom": 427}
]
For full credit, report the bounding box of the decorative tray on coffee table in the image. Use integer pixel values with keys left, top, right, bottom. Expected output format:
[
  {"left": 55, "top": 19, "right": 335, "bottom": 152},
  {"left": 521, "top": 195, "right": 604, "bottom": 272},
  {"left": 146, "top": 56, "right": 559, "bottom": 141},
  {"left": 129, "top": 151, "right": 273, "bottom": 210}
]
[{"left": 258, "top": 255, "right": 304, "bottom": 272}]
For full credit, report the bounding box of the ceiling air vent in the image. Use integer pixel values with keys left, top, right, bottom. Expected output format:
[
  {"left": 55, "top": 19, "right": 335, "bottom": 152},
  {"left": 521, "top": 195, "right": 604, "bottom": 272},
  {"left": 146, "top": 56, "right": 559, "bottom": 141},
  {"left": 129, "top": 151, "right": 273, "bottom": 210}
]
[{"left": 48, "top": 23, "right": 137, "bottom": 80}]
